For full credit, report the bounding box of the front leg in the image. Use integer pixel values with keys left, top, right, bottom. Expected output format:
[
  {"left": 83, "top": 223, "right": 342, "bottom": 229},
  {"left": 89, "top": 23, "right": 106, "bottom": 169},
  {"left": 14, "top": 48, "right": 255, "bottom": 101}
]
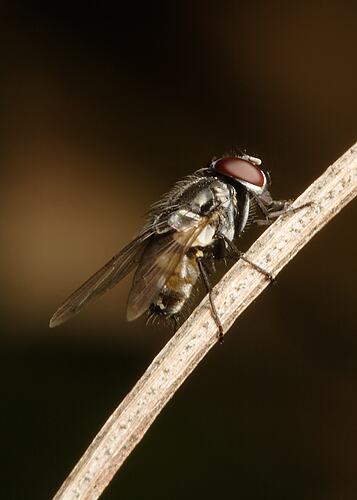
[{"left": 252, "top": 191, "right": 311, "bottom": 226}]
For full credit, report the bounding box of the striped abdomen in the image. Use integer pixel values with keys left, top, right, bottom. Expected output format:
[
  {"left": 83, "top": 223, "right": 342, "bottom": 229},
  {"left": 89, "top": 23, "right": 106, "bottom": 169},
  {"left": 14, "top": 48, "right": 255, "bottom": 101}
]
[{"left": 150, "top": 253, "right": 199, "bottom": 318}]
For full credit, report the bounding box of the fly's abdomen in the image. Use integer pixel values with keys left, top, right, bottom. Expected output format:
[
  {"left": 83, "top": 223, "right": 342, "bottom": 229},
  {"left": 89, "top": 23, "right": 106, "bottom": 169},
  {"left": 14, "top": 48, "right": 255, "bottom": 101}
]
[{"left": 150, "top": 254, "right": 199, "bottom": 318}]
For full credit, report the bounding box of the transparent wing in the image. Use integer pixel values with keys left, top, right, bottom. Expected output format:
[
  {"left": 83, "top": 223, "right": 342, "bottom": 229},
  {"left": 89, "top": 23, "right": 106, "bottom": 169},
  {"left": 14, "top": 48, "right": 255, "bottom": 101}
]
[
  {"left": 126, "top": 221, "right": 207, "bottom": 321},
  {"left": 49, "top": 230, "right": 153, "bottom": 328}
]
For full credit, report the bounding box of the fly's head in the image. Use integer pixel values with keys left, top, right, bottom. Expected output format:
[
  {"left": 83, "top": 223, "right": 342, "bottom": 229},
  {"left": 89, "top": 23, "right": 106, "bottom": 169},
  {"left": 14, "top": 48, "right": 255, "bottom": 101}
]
[
  {"left": 209, "top": 153, "right": 298, "bottom": 223},
  {"left": 211, "top": 154, "right": 268, "bottom": 196}
]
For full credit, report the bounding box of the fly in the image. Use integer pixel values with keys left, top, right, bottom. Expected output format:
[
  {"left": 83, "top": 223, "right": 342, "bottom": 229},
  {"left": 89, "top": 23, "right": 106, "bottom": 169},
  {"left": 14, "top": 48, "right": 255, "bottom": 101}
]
[{"left": 49, "top": 153, "right": 299, "bottom": 340}]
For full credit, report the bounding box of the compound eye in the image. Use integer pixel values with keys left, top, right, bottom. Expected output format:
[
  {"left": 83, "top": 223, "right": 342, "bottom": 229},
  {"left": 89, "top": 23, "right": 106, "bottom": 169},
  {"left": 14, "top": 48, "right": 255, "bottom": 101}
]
[{"left": 214, "top": 157, "right": 265, "bottom": 188}]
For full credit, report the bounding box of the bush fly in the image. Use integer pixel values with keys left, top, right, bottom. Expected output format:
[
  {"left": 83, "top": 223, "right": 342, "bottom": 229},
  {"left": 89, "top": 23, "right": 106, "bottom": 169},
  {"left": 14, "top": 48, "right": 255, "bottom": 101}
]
[{"left": 50, "top": 153, "right": 296, "bottom": 340}]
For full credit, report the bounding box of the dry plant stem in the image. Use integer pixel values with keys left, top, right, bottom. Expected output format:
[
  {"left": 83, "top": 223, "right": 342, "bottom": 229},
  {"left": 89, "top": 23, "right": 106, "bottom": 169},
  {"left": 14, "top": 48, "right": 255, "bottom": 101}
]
[{"left": 54, "top": 143, "right": 357, "bottom": 500}]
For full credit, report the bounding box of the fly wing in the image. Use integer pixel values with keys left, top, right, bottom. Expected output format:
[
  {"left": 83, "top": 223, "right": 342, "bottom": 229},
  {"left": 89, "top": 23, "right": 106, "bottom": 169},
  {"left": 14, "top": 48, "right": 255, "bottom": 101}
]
[
  {"left": 126, "top": 221, "right": 207, "bottom": 321},
  {"left": 49, "top": 230, "right": 153, "bottom": 328}
]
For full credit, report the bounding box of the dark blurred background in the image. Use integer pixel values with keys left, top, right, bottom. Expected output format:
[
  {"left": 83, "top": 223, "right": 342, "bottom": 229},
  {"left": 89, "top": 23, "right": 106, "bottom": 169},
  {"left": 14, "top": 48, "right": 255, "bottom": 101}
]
[{"left": 1, "top": 2, "right": 356, "bottom": 499}]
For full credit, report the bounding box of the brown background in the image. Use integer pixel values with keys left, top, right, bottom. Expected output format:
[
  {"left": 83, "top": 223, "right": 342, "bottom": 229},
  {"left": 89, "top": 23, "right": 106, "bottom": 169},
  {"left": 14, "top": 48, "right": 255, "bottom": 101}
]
[{"left": 0, "top": 2, "right": 356, "bottom": 499}]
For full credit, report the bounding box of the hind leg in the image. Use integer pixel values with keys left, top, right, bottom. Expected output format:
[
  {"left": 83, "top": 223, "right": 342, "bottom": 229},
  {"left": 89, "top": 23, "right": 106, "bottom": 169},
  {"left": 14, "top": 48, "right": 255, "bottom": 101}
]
[{"left": 197, "top": 258, "right": 224, "bottom": 343}]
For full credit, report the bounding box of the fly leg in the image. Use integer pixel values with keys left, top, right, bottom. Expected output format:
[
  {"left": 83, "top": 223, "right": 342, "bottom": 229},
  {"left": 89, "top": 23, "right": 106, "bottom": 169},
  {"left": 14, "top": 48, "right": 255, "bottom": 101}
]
[
  {"left": 217, "top": 232, "right": 274, "bottom": 282},
  {"left": 172, "top": 315, "right": 180, "bottom": 332},
  {"left": 252, "top": 192, "right": 312, "bottom": 226},
  {"left": 197, "top": 258, "right": 224, "bottom": 343}
]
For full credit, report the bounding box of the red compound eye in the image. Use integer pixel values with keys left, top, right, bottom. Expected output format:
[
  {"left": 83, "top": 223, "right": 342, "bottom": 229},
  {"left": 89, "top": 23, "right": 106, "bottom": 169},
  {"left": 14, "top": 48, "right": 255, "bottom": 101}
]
[{"left": 214, "top": 157, "right": 265, "bottom": 188}]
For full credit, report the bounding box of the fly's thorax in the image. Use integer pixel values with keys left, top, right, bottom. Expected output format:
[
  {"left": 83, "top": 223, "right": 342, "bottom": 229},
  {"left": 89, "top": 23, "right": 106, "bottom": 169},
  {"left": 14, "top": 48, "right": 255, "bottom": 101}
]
[
  {"left": 210, "top": 180, "right": 236, "bottom": 209},
  {"left": 154, "top": 176, "right": 237, "bottom": 244},
  {"left": 176, "top": 180, "right": 237, "bottom": 248},
  {"left": 165, "top": 185, "right": 214, "bottom": 234},
  {"left": 211, "top": 180, "right": 237, "bottom": 242},
  {"left": 190, "top": 186, "right": 215, "bottom": 214}
]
